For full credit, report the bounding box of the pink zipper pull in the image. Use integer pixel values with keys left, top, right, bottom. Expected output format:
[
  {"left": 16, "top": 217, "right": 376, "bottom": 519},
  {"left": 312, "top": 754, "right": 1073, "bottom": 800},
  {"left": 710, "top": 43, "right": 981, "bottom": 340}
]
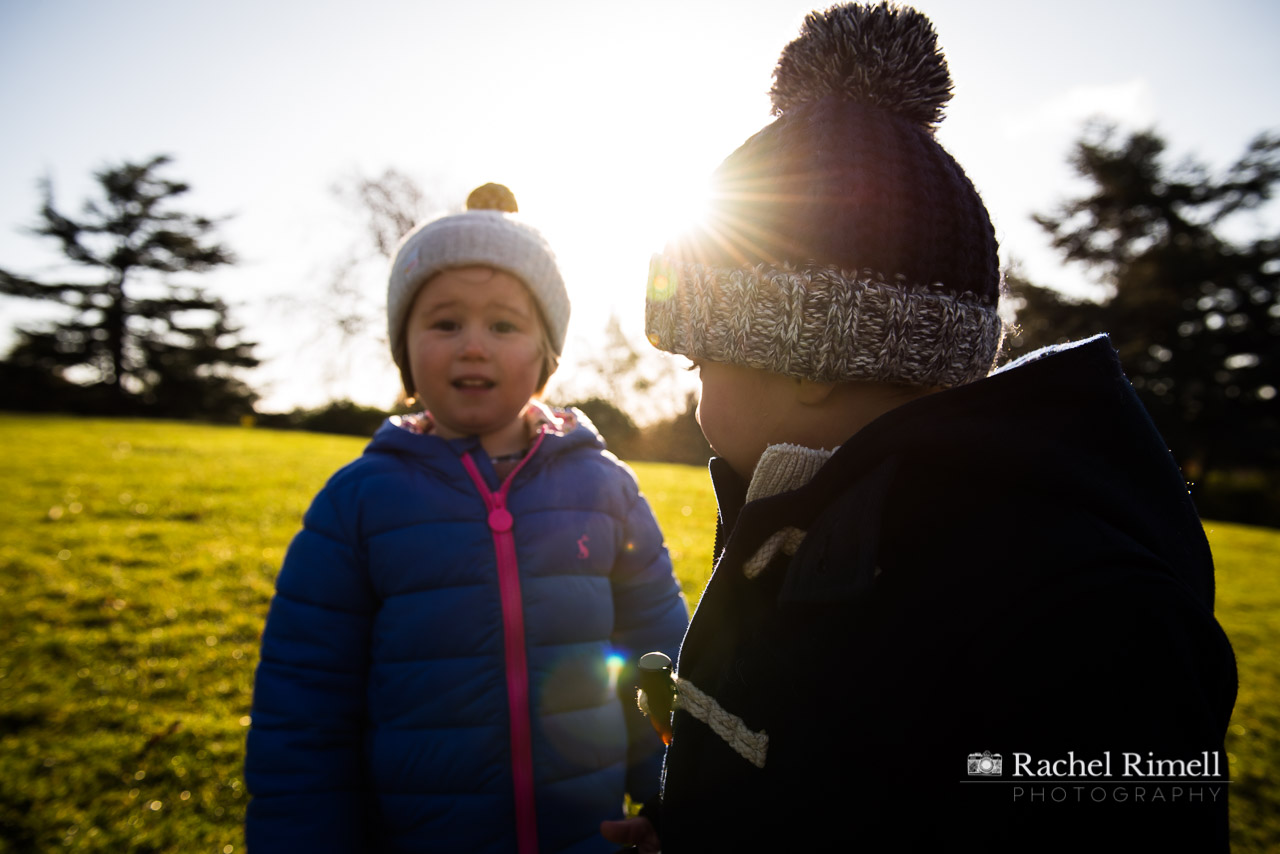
[{"left": 488, "top": 507, "right": 513, "bottom": 532}]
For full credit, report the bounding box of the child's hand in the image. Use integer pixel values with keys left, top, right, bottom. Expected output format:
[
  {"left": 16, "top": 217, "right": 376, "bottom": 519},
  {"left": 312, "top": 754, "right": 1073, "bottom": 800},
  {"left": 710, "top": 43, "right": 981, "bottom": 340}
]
[{"left": 599, "top": 816, "right": 661, "bottom": 853}]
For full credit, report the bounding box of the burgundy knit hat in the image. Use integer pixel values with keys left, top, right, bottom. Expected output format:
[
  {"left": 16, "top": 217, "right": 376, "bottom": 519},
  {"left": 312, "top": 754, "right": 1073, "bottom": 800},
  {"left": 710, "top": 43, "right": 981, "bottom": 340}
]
[{"left": 646, "top": 2, "right": 1004, "bottom": 388}]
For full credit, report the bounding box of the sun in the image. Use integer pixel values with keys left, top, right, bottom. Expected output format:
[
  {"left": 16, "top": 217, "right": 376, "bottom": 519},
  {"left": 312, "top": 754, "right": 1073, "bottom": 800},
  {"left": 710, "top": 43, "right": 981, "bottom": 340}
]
[
  {"left": 648, "top": 171, "right": 714, "bottom": 244},
  {"left": 585, "top": 162, "right": 715, "bottom": 258},
  {"left": 509, "top": 155, "right": 716, "bottom": 299}
]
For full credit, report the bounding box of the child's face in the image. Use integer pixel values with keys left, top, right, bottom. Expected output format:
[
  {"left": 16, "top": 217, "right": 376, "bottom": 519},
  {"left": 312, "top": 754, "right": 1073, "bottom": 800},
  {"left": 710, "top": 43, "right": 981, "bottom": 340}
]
[
  {"left": 693, "top": 359, "right": 798, "bottom": 479},
  {"left": 405, "top": 267, "right": 545, "bottom": 452}
]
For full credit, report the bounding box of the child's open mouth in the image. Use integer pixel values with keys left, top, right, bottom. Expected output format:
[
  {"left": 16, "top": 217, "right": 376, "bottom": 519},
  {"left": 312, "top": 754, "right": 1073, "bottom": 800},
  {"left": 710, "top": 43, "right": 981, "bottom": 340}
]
[{"left": 453, "top": 377, "right": 495, "bottom": 390}]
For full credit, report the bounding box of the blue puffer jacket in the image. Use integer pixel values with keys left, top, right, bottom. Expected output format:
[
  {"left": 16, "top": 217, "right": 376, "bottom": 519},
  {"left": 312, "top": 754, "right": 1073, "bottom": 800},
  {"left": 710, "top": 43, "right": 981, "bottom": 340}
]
[{"left": 245, "top": 408, "right": 689, "bottom": 853}]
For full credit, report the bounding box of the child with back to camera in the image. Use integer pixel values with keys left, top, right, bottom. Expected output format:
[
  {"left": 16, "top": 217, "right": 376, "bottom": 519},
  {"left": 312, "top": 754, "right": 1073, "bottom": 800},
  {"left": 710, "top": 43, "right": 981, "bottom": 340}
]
[
  {"left": 245, "top": 184, "right": 689, "bottom": 854},
  {"left": 603, "top": 4, "right": 1237, "bottom": 853}
]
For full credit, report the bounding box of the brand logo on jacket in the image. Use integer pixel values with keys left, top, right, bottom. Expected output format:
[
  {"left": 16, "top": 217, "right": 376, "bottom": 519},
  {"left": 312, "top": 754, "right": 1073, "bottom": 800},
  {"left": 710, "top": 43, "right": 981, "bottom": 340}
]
[{"left": 962, "top": 750, "right": 1228, "bottom": 805}]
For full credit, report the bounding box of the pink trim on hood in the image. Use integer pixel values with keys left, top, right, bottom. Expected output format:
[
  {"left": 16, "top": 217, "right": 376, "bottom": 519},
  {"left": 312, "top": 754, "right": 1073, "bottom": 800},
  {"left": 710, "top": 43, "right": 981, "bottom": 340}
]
[{"left": 392, "top": 400, "right": 578, "bottom": 440}]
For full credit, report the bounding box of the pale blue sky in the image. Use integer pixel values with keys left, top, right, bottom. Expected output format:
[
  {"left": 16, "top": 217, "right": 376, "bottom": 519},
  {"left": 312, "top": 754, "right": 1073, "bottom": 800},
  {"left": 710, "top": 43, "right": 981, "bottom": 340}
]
[{"left": 2, "top": 0, "right": 1277, "bottom": 411}]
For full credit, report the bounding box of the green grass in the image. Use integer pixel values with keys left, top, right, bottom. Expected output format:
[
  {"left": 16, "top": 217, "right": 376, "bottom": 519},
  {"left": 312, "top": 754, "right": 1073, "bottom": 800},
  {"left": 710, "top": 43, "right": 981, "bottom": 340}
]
[
  {"left": 0, "top": 415, "right": 361, "bottom": 853},
  {"left": 1206, "top": 519, "right": 1280, "bottom": 851},
  {"left": 614, "top": 459, "right": 715, "bottom": 607},
  {"left": 0, "top": 414, "right": 1275, "bottom": 852}
]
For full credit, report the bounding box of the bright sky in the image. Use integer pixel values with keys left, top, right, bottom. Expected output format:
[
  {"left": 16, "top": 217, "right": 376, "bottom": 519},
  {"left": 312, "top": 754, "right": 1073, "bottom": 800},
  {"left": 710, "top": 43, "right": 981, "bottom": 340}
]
[{"left": 2, "top": 0, "right": 1277, "bottom": 414}]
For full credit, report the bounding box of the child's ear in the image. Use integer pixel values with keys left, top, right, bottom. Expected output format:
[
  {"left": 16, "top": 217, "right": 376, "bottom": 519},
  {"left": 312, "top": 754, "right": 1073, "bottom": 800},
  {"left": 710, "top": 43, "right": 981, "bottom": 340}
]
[{"left": 794, "top": 377, "right": 836, "bottom": 406}]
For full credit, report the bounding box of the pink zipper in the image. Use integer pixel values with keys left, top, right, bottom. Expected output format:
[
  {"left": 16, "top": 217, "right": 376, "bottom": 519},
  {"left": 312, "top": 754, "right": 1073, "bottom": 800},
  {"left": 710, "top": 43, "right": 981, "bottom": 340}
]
[{"left": 460, "top": 429, "right": 547, "bottom": 854}]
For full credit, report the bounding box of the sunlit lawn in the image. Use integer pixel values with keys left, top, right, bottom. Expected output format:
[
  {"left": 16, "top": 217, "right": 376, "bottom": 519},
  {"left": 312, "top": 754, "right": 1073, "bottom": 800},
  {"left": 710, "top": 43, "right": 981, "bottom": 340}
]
[
  {"left": 0, "top": 414, "right": 1275, "bottom": 852},
  {"left": 1204, "top": 518, "right": 1280, "bottom": 851}
]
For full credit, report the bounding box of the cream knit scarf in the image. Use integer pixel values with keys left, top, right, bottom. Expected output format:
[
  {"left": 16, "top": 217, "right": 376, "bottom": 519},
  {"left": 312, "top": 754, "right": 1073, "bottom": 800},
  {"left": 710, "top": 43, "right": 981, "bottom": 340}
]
[{"left": 741, "top": 443, "right": 834, "bottom": 578}]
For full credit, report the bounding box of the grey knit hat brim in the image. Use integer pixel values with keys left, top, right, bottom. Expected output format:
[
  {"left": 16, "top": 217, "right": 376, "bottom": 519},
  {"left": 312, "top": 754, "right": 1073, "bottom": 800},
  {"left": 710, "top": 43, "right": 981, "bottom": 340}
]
[
  {"left": 645, "top": 254, "right": 1004, "bottom": 388},
  {"left": 387, "top": 209, "right": 569, "bottom": 382}
]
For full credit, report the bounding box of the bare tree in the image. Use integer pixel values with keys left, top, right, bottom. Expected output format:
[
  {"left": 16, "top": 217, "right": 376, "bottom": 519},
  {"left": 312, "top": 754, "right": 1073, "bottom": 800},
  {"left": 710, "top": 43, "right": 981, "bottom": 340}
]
[
  {"left": 270, "top": 167, "right": 437, "bottom": 406},
  {"left": 557, "top": 313, "right": 690, "bottom": 426},
  {"left": 331, "top": 167, "right": 428, "bottom": 258}
]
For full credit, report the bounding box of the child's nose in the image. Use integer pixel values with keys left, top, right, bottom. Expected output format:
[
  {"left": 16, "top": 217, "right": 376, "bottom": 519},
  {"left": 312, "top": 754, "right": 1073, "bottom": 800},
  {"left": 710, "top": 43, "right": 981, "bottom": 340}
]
[{"left": 458, "top": 326, "right": 488, "bottom": 358}]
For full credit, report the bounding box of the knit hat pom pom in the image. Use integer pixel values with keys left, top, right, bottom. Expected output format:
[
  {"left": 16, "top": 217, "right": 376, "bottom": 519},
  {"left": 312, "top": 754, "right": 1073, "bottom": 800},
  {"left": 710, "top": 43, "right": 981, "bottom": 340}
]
[
  {"left": 466, "top": 183, "right": 519, "bottom": 213},
  {"left": 769, "top": 2, "right": 953, "bottom": 131}
]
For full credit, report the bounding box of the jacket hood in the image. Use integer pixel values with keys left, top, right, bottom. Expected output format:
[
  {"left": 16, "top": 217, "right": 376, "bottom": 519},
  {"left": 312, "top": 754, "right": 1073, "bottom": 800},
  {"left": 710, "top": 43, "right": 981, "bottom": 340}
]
[
  {"left": 364, "top": 402, "right": 608, "bottom": 478},
  {"left": 714, "top": 335, "right": 1214, "bottom": 610}
]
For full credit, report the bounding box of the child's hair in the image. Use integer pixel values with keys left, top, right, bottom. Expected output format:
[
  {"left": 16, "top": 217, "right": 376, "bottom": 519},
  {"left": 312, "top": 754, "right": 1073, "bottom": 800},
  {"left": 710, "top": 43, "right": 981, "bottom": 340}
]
[
  {"left": 645, "top": 2, "right": 1005, "bottom": 390},
  {"left": 387, "top": 183, "right": 569, "bottom": 398}
]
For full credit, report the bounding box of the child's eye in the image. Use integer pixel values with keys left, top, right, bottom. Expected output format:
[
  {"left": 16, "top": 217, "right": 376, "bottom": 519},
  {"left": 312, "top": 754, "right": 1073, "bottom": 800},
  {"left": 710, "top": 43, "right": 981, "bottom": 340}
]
[
  {"left": 492, "top": 321, "right": 519, "bottom": 334},
  {"left": 430, "top": 319, "right": 459, "bottom": 332}
]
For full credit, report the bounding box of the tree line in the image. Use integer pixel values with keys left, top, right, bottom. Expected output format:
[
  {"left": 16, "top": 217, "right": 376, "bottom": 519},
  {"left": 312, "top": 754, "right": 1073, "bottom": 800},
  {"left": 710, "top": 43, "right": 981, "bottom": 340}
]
[{"left": 1, "top": 127, "right": 1277, "bottom": 522}]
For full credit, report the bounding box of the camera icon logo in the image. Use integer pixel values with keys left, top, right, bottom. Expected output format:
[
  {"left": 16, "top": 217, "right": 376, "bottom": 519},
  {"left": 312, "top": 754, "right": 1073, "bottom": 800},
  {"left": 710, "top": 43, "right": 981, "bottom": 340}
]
[{"left": 967, "top": 751, "right": 1003, "bottom": 776}]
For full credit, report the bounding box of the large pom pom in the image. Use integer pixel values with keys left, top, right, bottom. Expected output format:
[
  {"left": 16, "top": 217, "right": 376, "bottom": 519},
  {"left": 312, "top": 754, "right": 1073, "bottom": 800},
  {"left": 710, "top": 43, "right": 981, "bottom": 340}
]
[
  {"left": 769, "top": 3, "right": 953, "bottom": 131},
  {"left": 466, "top": 183, "right": 518, "bottom": 212}
]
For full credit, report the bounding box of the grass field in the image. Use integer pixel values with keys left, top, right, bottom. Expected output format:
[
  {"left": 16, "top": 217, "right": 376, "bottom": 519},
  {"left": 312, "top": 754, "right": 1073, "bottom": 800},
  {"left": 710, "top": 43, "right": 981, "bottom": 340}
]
[{"left": 0, "top": 414, "right": 1275, "bottom": 852}]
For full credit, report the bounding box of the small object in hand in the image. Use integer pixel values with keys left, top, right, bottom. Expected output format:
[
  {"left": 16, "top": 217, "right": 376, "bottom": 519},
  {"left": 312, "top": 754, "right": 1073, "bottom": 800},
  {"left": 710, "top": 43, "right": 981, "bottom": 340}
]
[{"left": 637, "top": 651, "right": 676, "bottom": 745}]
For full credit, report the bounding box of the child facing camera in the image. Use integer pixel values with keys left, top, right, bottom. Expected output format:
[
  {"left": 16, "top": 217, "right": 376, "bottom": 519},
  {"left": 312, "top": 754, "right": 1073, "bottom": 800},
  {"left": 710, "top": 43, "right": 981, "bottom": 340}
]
[{"left": 246, "top": 184, "right": 688, "bottom": 853}]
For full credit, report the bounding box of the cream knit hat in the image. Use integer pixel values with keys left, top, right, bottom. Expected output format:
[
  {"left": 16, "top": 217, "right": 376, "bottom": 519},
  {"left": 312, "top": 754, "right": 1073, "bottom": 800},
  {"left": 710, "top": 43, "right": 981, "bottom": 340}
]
[{"left": 387, "top": 184, "right": 569, "bottom": 392}]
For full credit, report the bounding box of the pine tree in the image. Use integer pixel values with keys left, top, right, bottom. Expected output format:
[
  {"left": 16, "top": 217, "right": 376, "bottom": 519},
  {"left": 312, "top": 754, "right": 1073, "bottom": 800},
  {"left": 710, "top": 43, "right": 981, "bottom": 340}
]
[
  {"left": 0, "top": 155, "right": 258, "bottom": 417},
  {"left": 1008, "top": 123, "right": 1280, "bottom": 471}
]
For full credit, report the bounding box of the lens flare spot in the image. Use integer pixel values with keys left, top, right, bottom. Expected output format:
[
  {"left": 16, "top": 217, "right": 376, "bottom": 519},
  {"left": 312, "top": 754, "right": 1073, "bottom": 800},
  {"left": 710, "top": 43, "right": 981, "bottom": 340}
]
[
  {"left": 607, "top": 654, "right": 625, "bottom": 692},
  {"left": 646, "top": 255, "right": 679, "bottom": 303}
]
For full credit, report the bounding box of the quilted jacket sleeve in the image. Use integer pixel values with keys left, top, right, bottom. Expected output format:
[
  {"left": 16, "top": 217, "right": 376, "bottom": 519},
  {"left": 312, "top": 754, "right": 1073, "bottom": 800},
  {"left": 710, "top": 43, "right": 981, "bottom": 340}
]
[
  {"left": 607, "top": 470, "right": 689, "bottom": 805},
  {"left": 244, "top": 480, "right": 377, "bottom": 852}
]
